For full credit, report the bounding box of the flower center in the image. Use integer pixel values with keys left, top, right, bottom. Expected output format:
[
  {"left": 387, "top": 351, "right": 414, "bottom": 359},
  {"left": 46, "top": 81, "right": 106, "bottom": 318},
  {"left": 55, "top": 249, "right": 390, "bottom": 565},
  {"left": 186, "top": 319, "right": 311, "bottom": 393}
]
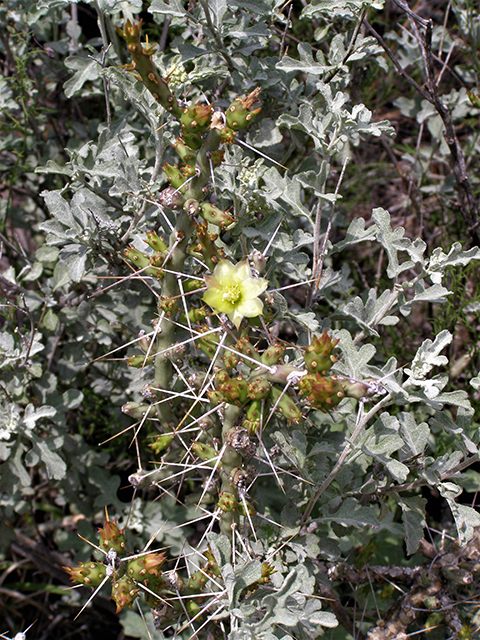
[{"left": 222, "top": 284, "right": 242, "bottom": 303}]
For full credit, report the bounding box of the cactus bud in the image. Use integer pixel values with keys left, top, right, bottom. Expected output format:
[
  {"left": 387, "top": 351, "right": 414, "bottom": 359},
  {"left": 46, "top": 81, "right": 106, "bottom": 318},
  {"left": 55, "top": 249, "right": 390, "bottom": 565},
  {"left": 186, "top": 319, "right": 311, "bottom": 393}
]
[
  {"left": 127, "top": 552, "right": 166, "bottom": 581},
  {"left": 158, "top": 186, "right": 185, "bottom": 210},
  {"left": 183, "top": 198, "right": 200, "bottom": 217},
  {"left": 192, "top": 441, "right": 221, "bottom": 467},
  {"left": 180, "top": 101, "right": 214, "bottom": 133},
  {"left": 145, "top": 231, "right": 168, "bottom": 252},
  {"left": 261, "top": 343, "right": 285, "bottom": 366},
  {"left": 127, "top": 354, "right": 154, "bottom": 368},
  {"left": 122, "top": 401, "right": 155, "bottom": 420},
  {"left": 173, "top": 138, "right": 197, "bottom": 165},
  {"left": 226, "top": 87, "right": 261, "bottom": 130},
  {"left": 64, "top": 561, "right": 107, "bottom": 587},
  {"left": 112, "top": 576, "right": 138, "bottom": 611},
  {"left": 181, "top": 129, "right": 203, "bottom": 150},
  {"left": 243, "top": 400, "right": 262, "bottom": 434},
  {"left": 270, "top": 386, "right": 302, "bottom": 422},
  {"left": 163, "top": 162, "right": 186, "bottom": 190},
  {"left": 298, "top": 373, "right": 346, "bottom": 410},
  {"left": 220, "top": 126, "right": 237, "bottom": 145},
  {"left": 149, "top": 433, "right": 174, "bottom": 454},
  {"left": 199, "top": 202, "right": 236, "bottom": 228},
  {"left": 209, "top": 149, "right": 225, "bottom": 165},
  {"left": 218, "top": 491, "right": 238, "bottom": 512},
  {"left": 247, "top": 377, "right": 271, "bottom": 400},
  {"left": 98, "top": 519, "right": 127, "bottom": 555},
  {"left": 304, "top": 330, "right": 339, "bottom": 373},
  {"left": 250, "top": 249, "right": 268, "bottom": 274}
]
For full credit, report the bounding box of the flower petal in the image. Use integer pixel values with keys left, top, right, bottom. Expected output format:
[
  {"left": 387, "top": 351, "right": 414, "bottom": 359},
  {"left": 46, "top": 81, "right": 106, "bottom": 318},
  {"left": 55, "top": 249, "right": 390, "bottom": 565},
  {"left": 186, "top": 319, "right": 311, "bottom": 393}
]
[
  {"left": 203, "top": 288, "right": 235, "bottom": 313},
  {"left": 212, "top": 260, "right": 236, "bottom": 283},
  {"left": 228, "top": 308, "right": 244, "bottom": 329},
  {"left": 241, "top": 277, "right": 268, "bottom": 299},
  {"left": 236, "top": 297, "right": 264, "bottom": 318},
  {"left": 234, "top": 260, "right": 252, "bottom": 281}
]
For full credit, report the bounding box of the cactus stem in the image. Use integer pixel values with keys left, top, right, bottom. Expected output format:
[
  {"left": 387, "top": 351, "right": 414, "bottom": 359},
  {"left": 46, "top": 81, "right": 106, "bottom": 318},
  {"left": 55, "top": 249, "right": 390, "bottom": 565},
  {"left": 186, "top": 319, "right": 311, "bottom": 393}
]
[{"left": 264, "top": 380, "right": 293, "bottom": 427}]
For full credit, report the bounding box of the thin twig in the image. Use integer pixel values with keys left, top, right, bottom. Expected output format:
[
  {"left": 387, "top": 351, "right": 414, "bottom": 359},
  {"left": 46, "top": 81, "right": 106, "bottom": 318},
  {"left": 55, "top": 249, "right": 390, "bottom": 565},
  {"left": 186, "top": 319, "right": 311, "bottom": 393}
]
[
  {"left": 279, "top": 3, "right": 293, "bottom": 60},
  {"left": 307, "top": 156, "right": 349, "bottom": 306}
]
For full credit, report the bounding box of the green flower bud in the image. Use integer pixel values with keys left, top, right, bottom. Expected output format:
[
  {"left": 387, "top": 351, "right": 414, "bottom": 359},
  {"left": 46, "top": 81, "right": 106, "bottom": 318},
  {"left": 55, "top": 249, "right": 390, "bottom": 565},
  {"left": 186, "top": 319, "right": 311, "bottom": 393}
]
[
  {"left": 304, "top": 330, "right": 339, "bottom": 373},
  {"left": 98, "top": 519, "right": 127, "bottom": 555},
  {"left": 173, "top": 138, "right": 197, "bottom": 165},
  {"left": 226, "top": 88, "right": 262, "bottom": 130},
  {"left": 199, "top": 202, "right": 236, "bottom": 228},
  {"left": 149, "top": 434, "right": 174, "bottom": 454},
  {"left": 270, "top": 386, "right": 302, "bottom": 422},
  {"left": 218, "top": 491, "right": 238, "bottom": 512},
  {"left": 192, "top": 441, "right": 221, "bottom": 467},
  {"left": 261, "top": 343, "right": 285, "bottom": 366},
  {"left": 122, "top": 401, "right": 155, "bottom": 420},
  {"left": 180, "top": 101, "right": 214, "bottom": 133},
  {"left": 145, "top": 231, "right": 168, "bottom": 252},
  {"left": 64, "top": 561, "right": 107, "bottom": 587},
  {"left": 111, "top": 576, "right": 138, "bottom": 612},
  {"left": 163, "top": 163, "right": 186, "bottom": 190},
  {"left": 181, "top": 128, "right": 203, "bottom": 150}
]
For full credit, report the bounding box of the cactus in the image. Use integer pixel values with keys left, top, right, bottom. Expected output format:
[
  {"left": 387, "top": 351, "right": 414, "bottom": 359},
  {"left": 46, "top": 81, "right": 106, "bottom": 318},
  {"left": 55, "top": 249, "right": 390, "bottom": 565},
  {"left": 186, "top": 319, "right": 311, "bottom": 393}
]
[
  {"left": 304, "top": 329, "right": 339, "bottom": 374},
  {"left": 226, "top": 88, "right": 262, "bottom": 130},
  {"left": 180, "top": 101, "right": 214, "bottom": 133},
  {"left": 117, "top": 20, "right": 182, "bottom": 119}
]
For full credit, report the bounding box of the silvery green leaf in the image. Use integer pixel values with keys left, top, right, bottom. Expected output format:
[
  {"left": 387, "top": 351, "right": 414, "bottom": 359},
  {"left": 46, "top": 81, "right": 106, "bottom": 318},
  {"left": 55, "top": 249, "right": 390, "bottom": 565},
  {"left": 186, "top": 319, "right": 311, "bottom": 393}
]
[
  {"left": 231, "top": 560, "right": 264, "bottom": 608},
  {"left": 0, "top": 403, "right": 21, "bottom": 440},
  {"left": 120, "top": 609, "right": 158, "bottom": 640},
  {"left": 430, "top": 407, "right": 477, "bottom": 454},
  {"left": 208, "top": 533, "right": 232, "bottom": 568},
  {"left": 470, "top": 374, "right": 480, "bottom": 390},
  {"left": 150, "top": 0, "right": 189, "bottom": 17},
  {"left": 430, "top": 389, "right": 472, "bottom": 410},
  {"left": 464, "top": 301, "right": 480, "bottom": 313},
  {"left": 406, "top": 330, "right": 452, "bottom": 379},
  {"left": 54, "top": 245, "right": 89, "bottom": 288},
  {"left": 295, "top": 163, "right": 332, "bottom": 198},
  {"left": 287, "top": 310, "right": 320, "bottom": 332},
  {"left": 399, "top": 496, "right": 426, "bottom": 555},
  {"left": 277, "top": 43, "right": 330, "bottom": 76},
  {"left": 301, "top": 0, "right": 384, "bottom": 20},
  {"left": 41, "top": 191, "right": 84, "bottom": 236},
  {"left": 399, "top": 282, "right": 451, "bottom": 316},
  {"left": 323, "top": 497, "right": 380, "bottom": 529},
  {"left": 438, "top": 483, "right": 480, "bottom": 544},
  {"left": 228, "top": 0, "right": 273, "bottom": 14},
  {"left": 238, "top": 565, "right": 336, "bottom": 634},
  {"left": 421, "top": 451, "right": 463, "bottom": 484},
  {"left": 22, "top": 404, "right": 57, "bottom": 432},
  {"left": 362, "top": 413, "right": 404, "bottom": 455},
  {"left": 371, "top": 208, "right": 415, "bottom": 278},
  {"left": 398, "top": 412, "right": 429, "bottom": 456},
  {"left": 64, "top": 55, "right": 100, "bottom": 98},
  {"left": 251, "top": 118, "right": 283, "bottom": 148},
  {"left": 26, "top": 435, "right": 67, "bottom": 480},
  {"left": 331, "top": 216, "right": 378, "bottom": 252},
  {"left": 271, "top": 430, "right": 306, "bottom": 468},
  {"left": 427, "top": 243, "right": 480, "bottom": 283},
  {"left": 339, "top": 288, "right": 399, "bottom": 335},
  {"left": 333, "top": 329, "right": 376, "bottom": 379}
]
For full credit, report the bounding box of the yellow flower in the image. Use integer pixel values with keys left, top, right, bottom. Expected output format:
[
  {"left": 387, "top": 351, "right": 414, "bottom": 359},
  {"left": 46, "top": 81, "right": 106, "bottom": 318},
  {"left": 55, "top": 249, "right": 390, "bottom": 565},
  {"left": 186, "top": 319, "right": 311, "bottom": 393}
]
[{"left": 203, "top": 259, "right": 269, "bottom": 329}]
